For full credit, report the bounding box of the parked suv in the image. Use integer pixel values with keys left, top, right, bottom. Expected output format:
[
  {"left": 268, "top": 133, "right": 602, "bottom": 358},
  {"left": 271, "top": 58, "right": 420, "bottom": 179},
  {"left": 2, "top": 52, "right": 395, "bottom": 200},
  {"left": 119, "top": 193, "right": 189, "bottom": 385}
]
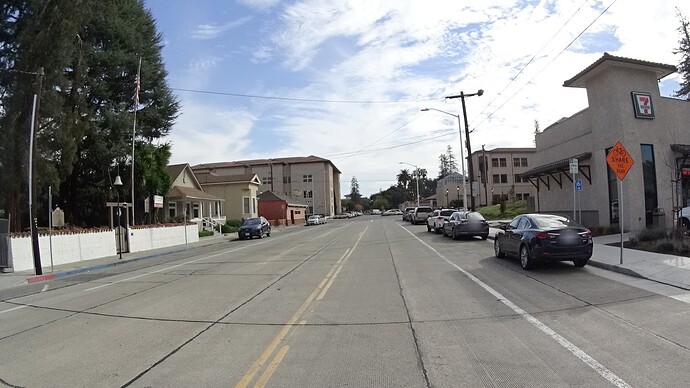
[
  {"left": 427, "top": 209, "right": 456, "bottom": 233},
  {"left": 411, "top": 206, "right": 433, "bottom": 225}
]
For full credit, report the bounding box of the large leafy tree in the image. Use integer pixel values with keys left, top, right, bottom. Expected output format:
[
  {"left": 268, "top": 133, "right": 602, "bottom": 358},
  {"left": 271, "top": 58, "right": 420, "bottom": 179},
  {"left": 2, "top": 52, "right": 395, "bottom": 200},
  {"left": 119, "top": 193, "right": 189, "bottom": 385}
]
[{"left": 0, "top": 0, "right": 179, "bottom": 229}]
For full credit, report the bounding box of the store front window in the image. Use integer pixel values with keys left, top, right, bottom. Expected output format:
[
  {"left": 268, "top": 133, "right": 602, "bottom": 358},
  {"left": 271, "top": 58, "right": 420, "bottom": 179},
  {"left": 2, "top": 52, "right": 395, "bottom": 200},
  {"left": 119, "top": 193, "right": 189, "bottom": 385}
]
[{"left": 641, "top": 144, "right": 658, "bottom": 227}]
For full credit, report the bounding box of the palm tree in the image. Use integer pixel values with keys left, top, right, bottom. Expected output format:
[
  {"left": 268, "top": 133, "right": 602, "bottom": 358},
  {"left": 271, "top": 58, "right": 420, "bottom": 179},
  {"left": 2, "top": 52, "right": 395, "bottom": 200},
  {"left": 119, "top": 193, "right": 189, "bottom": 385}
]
[{"left": 397, "top": 169, "right": 411, "bottom": 190}]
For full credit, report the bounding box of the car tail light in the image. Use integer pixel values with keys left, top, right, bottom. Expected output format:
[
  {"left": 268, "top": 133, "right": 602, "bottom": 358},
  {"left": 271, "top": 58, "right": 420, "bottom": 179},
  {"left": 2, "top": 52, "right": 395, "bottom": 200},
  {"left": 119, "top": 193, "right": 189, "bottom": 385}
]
[
  {"left": 437, "top": 216, "right": 444, "bottom": 220},
  {"left": 580, "top": 231, "right": 592, "bottom": 238},
  {"left": 535, "top": 232, "right": 549, "bottom": 239}
]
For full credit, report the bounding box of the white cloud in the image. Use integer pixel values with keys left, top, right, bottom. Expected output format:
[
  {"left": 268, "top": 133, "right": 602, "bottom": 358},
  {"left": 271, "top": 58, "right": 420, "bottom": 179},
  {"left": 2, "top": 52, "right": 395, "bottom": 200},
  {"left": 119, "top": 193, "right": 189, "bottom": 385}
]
[
  {"left": 191, "top": 16, "right": 253, "bottom": 40},
  {"left": 165, "top": 0, "right": 690, "bottom": 196}
]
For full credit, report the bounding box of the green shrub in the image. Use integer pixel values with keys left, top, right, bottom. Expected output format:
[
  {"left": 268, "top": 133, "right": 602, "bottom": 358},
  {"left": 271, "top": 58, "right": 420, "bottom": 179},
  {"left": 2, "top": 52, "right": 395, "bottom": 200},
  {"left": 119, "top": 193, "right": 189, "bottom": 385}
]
[
  {"left": 226, "top": 219, "right": 242, "bottom": 228},
  {"left": 222, "top": 225, "right": 239, "bottom": 234},
  {"left": 478, "top": 201, "right": 527, "bottom": 220},
  {"left": 198, "top": 230, "right": 214, "bottom": 238}
]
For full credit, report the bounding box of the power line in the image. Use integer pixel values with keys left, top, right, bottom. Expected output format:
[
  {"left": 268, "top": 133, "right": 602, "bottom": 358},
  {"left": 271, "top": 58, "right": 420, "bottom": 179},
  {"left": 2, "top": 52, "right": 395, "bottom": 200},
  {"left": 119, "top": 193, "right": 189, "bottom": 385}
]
[
  {"left": 472, "top": 0, "right": 590, "bottom": 121},
  {"left": 171, "top": 87, "right": 441, "bottom": 104},
  {"left": 471, "top": 0, "right": 618, "bottom": 132}
]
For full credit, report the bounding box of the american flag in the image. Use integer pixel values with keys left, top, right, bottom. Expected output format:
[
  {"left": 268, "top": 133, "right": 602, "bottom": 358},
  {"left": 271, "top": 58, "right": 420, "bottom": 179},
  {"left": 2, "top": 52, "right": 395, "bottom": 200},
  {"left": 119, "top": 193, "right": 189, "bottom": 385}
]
[{"left": 133, "top": 58, "right": 141, "bottom": 107}]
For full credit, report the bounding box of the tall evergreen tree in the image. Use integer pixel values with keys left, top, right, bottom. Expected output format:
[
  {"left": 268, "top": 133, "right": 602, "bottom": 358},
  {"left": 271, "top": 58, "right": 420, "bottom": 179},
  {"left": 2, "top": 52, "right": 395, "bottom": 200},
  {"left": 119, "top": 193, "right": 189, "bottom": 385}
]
[
  {"left": 446, "top": 145, "right": 458, "bottom": 173},
  {"left": 675, "top": 9, "right": 690, "bottom": 98},
  {"left": 0, "top": 0, "right": 179, "bottom": 229},
  {"left": 349, "top": 177, "right": 361, "bottom": 205}
]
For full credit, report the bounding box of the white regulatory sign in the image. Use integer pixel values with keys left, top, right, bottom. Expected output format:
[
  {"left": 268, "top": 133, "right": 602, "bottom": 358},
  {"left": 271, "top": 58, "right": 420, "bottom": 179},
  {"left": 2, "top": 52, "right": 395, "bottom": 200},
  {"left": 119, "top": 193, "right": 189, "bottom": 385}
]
[{"left": 569, "top": 158, "right": 578, "bottom": 174}]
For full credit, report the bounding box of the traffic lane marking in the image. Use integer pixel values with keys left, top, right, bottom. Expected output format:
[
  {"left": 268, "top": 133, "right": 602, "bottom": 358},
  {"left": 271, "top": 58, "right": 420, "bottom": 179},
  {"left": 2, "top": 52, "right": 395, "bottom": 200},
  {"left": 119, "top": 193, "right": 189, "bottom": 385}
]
[
  {"left": 401, "top": 225, "right": 632, "bottom": 388},
  {"left": 235, "top": 226, "right": 368, "bottom": 387}
]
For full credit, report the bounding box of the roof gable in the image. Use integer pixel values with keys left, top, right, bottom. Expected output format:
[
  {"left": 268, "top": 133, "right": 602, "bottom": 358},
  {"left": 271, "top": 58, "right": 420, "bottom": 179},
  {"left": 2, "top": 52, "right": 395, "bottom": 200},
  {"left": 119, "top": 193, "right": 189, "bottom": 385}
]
[{"left": 563, "top": 53, "right": 677, "bottom": 88}]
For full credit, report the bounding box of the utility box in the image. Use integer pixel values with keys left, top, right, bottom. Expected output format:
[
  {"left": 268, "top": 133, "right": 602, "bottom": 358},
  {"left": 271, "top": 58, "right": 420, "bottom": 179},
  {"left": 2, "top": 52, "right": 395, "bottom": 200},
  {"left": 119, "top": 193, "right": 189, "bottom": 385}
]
[{"left": 652, "top": 207, "right": 665, "bottom": 230}]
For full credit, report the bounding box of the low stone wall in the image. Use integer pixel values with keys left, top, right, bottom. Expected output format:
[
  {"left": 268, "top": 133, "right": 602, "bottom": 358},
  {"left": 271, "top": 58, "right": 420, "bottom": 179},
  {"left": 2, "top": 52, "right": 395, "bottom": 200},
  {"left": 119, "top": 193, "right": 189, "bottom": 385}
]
[{"left": 10, "top": 224, "right": 199, "bottom": 272}]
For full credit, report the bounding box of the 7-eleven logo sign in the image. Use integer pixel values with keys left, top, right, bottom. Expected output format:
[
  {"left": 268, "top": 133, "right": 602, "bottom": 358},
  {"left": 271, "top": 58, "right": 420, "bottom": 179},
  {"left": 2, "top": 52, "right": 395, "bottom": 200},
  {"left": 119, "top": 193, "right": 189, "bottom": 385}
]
[{"left": 632, "top": 92, "right": 654, "bottom": 119}]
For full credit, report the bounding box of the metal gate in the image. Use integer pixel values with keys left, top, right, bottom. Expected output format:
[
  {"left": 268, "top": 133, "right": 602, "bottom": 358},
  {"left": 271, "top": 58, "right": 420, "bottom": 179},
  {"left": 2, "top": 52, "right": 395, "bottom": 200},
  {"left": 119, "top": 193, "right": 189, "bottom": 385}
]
[{"left": 0, "top": 218, "right": 13, "bottom": 271}]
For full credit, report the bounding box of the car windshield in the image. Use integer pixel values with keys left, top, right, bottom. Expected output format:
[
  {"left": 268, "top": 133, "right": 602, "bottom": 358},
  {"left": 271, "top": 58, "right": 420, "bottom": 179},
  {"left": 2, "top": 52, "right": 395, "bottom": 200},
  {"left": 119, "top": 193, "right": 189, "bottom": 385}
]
[
  {"left": 467, "top": 212, "right": 485, "bottom": 221},
  {"left": 532, "top": 215, "right": 580, "bottom": 228},
  {"left": 308, "top": 216, "right": 319, "bottom": 220},
  {"left": 243, "top": 218, "right": 261, "bottom": 226}
]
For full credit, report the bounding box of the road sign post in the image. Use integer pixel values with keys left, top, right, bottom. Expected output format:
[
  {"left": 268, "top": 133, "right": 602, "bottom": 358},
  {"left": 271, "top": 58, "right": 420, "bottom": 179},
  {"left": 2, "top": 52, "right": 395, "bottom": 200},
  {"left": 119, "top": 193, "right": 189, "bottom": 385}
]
[
  {"left": 570, "top": 159, "right": 578, "bottom": 221},
  {"left": 606, "top": 141, "right": 634, "bottom": 265}
]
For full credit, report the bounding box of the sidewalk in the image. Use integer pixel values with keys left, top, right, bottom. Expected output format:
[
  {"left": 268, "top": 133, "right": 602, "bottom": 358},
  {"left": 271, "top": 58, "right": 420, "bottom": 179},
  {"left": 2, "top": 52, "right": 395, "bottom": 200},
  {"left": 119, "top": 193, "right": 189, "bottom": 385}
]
[{"left": 487, "top": 227, "right": 690, "bottom": 290}]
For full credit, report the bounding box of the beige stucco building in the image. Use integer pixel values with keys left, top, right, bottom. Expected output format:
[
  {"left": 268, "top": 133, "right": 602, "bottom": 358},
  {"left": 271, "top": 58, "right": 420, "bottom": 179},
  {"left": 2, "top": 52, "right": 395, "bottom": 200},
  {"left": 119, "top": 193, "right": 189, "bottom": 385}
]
[
  {"left": 165, "top": 164, "right": 225, "bottom": 224},
  {"left": 195, "top": 173, "right": 261, "bottom": 221},
  {"left": 521, "top": 53, "right": 690, "bottom": 230},
  {"left": 192, "top": 155, "right": 342, "bottom": 216},
  {"left": 470, "top": 147, "right": 537, "bottom": 206}
]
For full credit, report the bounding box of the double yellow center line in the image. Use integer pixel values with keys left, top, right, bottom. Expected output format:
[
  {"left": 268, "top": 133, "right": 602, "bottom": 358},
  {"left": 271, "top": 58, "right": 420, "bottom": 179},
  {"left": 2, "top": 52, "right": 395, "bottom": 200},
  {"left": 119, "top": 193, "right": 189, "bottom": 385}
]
[{"left": 235, "top": 227, "right": 368, "bottom": 388}]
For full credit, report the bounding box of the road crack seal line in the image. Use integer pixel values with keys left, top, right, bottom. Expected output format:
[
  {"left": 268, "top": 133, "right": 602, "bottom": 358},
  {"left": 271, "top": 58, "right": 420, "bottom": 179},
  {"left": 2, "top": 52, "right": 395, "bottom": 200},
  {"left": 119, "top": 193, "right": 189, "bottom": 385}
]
[
  {"left": 385, "top": 224, "right": 431, "bottom": 388},
  {"left": 121, "top": 224, "right": 357, "bottom": 388},
  {"left": 400, "top": 224, "right": 633, "bottom": 388}
]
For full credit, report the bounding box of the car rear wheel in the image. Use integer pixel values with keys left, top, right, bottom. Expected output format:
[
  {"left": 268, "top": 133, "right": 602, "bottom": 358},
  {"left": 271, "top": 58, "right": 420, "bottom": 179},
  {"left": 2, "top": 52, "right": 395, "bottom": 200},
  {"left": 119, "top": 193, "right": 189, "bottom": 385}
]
[
  {"left": 267, "top": 231, "right": 271, "bottom": 237},
  {"left": 427, "top": 224, "right": 432, "bottom": 232},
  {"left": 520, "top": 245, "right": 533, "bottom": 270},
  {"left": 452, "top": 227, "right": 459, "bottom": 240},
  {"left": 494, "top": 239, "right": 505, "bottom": 258},
  {"left": 480, "top": 234, "right": 488, "bottom": 240},
  {"left": 573, "top": 258, "right": 588, "bottom": 267}
]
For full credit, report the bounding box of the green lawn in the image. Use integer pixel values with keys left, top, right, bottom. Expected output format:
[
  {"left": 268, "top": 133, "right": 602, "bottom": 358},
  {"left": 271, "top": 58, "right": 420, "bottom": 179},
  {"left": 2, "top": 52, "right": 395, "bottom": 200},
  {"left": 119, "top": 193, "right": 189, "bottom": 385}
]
[{"left": 477, "top": 201, "right": 527, "bottom": 220}]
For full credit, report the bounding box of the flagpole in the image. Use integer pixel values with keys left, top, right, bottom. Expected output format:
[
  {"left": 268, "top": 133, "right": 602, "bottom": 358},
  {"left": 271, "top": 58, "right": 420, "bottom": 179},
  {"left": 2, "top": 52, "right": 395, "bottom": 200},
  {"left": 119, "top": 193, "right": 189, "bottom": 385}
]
[{"left": 131, "top": 57, "right": 141, "bottom": 226}]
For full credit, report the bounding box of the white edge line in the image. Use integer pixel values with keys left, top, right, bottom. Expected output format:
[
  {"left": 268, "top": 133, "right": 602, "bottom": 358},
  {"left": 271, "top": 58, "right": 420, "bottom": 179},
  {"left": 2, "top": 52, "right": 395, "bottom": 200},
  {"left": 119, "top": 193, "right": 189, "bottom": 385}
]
[
  {"left": 399, "top": 225, "right": 632, "bottom": 388},
  {"left": 0, "top": 305, "right": 27, "bottom": 315}
]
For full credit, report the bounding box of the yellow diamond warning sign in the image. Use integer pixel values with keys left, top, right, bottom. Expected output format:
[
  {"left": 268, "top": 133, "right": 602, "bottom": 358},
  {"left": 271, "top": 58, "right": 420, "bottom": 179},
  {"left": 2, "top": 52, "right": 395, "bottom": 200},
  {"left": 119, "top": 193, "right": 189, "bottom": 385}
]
[{"left": 606, "top": 141, "right": 634, "bottom": 181}]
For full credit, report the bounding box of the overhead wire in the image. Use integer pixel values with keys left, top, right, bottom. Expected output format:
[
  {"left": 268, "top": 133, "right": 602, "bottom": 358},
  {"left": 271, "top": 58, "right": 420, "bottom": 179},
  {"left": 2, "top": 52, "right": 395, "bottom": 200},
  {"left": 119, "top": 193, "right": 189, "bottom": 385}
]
[
  {"left": 471, "top": 0, "right": 618, "bottom": 132},
  {"left": 471, "top": 0, "right": 590, "bottom": 121}
]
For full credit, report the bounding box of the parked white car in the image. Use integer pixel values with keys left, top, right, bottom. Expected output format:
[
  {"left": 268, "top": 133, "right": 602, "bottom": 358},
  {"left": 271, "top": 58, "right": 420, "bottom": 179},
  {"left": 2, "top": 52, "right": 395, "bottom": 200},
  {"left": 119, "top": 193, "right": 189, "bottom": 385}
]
[
  {"left": 679, "top": 206, "right": 690, "bottom": 230},
  {"left": 307, "top": 215, "right": 326, "bottom": 225},
  {"left": 427, "top": 209, "right": 456, "bottom": 233}
]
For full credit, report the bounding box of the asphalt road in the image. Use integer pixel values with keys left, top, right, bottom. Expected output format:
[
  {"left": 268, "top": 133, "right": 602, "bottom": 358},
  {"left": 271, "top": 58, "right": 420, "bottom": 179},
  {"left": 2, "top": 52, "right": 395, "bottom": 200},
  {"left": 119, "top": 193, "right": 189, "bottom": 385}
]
[{"left": 2, "top": 216, "right": 690, "bottom": 387}]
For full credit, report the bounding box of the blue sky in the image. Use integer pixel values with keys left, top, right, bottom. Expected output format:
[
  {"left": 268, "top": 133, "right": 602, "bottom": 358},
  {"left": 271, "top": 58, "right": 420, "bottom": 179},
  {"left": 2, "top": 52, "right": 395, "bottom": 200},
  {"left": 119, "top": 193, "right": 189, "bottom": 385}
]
[{"left": 144, "top": 0, "right": 690, "bottom": 196}]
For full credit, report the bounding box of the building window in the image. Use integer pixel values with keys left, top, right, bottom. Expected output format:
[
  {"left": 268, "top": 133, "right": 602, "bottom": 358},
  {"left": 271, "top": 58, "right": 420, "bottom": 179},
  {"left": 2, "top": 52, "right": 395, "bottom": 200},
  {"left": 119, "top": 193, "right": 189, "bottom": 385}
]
[
  {"left": 308, "top": 206, "right": 314, "bottom": 214},
  {"left": 491, "top": 158, "right": 499, "bottom": 167},
  {"left": 283, "top": 176, "right": 291, "bottom": 184},
  {"left": 303, "top": 174, "right": 312, "bottom": 182},
  {"left": 168, "top": 203, "right": 176, "bottom": 218},
  {"left": 500, "top": 174, "right": 508, "bottom": 183},
  {"left": 262, "top": 177, "right": 273, "bottom": 185},
  {"left": 513, "top": 158, "right": 521, "bottom": 167},
  {"left": 499, "top": 158, "right": 507, "bottom": 167},
  {"left": 641, "top": 144, "right": 658, "bottom": 227},
  {"left": 521, "top": 158, "right": 528, "bottom": 167},
  {"left": 492, "top": 174, "right": 500, "bottom": 184},
  {"left": 192, "top": 203, "right": 200, "bottom": 218},
  {"left": 514, "top": 174, "right": 521, "bottom": 183},
  {"left": 243, "top": 197, "right": 250, "bottom": 214}
]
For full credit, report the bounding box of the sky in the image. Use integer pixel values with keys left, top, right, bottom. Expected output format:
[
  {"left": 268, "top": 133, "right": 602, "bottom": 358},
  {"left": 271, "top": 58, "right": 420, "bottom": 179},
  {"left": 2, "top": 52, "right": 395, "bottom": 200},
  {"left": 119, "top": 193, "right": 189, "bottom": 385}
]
[{"left": 144, "top": 0, "right": 690, "bottom": 197}]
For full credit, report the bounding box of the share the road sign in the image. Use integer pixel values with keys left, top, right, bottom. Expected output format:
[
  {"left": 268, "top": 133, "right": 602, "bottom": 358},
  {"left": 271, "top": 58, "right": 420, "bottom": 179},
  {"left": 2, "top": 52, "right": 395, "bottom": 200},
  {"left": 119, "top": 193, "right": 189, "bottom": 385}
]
[{"left": 606, "top": 141, "right": 634, "bottom": 181}]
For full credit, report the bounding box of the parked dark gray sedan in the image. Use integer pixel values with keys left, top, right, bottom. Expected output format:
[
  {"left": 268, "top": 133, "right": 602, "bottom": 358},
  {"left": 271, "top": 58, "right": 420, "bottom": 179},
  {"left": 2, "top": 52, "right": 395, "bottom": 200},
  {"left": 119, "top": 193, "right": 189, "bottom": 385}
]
[
  {"left": 494, "top": 213, "right": 593, "bottom": 270},
  {"left": 238, "top": 216, "right": 271, "bottom": 240},
  {"left": 442, "top": 211, "right": 489, "bottom": 240}
]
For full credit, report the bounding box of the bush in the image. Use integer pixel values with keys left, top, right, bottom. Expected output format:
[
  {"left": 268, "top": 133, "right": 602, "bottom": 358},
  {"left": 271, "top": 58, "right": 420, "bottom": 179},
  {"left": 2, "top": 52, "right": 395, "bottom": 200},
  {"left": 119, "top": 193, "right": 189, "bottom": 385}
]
[
  {"left": 226, "top": 219, "right": 242, "bottom": 228},
  {"left": 222, "top": 225, "right": 239, "bottom": 234},
  {"left": 635, "top": 228, "right": 668, "bottom": 242},
  {"left": 653, "top": 239, "right": 676, "bottom": 254},
  {"left": 478, "top": 201, "right": 527, "bottom": 220},
  {"left": 199, "top": 230, "right": 214, "bottom": 238}
]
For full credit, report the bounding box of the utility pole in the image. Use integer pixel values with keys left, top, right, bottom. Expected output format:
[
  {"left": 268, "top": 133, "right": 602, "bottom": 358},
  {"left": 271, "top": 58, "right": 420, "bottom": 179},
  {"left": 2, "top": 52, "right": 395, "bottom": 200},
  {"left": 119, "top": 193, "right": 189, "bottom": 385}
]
[{"left": 29, "top": 67, "right": 44, "bottom": 275}]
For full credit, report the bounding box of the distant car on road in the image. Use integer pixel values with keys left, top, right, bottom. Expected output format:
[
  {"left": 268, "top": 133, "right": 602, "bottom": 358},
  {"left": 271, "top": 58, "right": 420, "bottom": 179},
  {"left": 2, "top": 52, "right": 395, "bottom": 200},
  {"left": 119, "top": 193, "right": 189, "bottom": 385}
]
[
  {"left": 307, "top": 215, "right": 327, "bottom": 225},
  {"left": 382, "top": 209, "right": 403, "bottom": 216},
  {"left": 333, "top": 213, "right": 350, "bottom": 219},
  {"left": 442, "top": 211, "right": 489, "bottom": 240},
  {"left": 494, "top": 213, "right": 593, "bottom": 270},
  {"left": 238, "top": 217, "right": 271, "bottom": 240},
  {"left": 427, "top": 209, "right": 455, "bottom": 233}
]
